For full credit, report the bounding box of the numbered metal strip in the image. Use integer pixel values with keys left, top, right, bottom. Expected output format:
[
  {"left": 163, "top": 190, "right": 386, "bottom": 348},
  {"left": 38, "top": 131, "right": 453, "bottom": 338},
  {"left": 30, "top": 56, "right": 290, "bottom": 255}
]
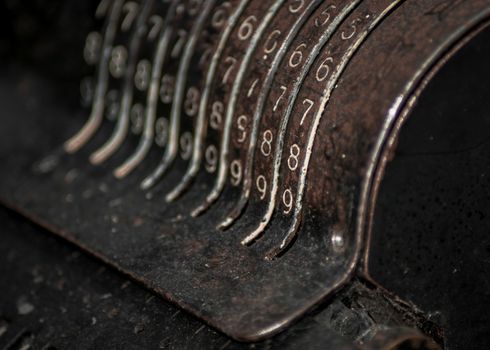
[
  {"left": 214, "top": 0, "right": 326, "bottom": 223},
  {"left": 160, "top": 1, "right": 267, "bottom": 208},
  {"left": 177, "top": 0, "right": 319, "bottom": 221},
  {"left": 165, "top": 0, "right": 252, "bottom": 202},
  {"left": 139, "top": 0, "right": 213, "bottom": 189},
  {"left": 218, "top": 0, "right": 358, "bottom": 230},
  {"left": 191, "top": 0, "right": 286, "bottom": 217},
  {"left": 118, "top": 0, "right": 189, "bottom": 184},
  {"left": 309, "top": 3, "right": 490, "bottom": 274},
  {"left": 79, "top": 0, "right": 115, "bottom": 112},
  {"left": 260, "top": 0, "right": 404, "bottom": 259},
  {"left": 138, "top": 0, "right": 215, "bottom": 186},
  {"left": 64, "top": 0, "right": 125, "bottom": 153},
  {"left": 161, "top": 0, "right": 249, "bottom": 203},
  {"left": 141, "top": 0, "right": 278, "bottom": 199},
  {"left": 113, "top": 0, "right": 177, "bottom": 178},
  {"left": 159, "top": 0, "right": 225, "bottom": 175},
  {"left": 225, "top": 0, "right": 359, "bottom": 244},
  {"left": 2, "top": 0, "right": 489, "bottom": 343},
  {"left": 237, "top": 0, "right": 371, "bottom": 246},
  {"left": 89, "top": 0, "right": 155, "bottom": 165},
  {"left": 66, "top": 0, "right": 144, "bottom": 159}
]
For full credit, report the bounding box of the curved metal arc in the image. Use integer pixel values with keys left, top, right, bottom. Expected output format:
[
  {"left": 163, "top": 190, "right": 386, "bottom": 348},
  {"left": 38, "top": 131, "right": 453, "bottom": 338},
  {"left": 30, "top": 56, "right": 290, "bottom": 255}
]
[
  {"left": 140, "top": 0, "right": 215, "bottom": 189},
  {"left": 165, "top": 0, "right": 252, "bottom": 202},
  {"left": 240, "top": 0, "right": 361, "bottom": 245},
  {"left": 267, "top": 0, "right": 404, "bottom": 259},
  {"left": 191, "top": 0, "right": 286, "bottom": 217},
  {"left": 90, "top": 0, "right": 155, "bottom": 165},
  {"left": 360, "top": 14, "right": 490, "bottom": 273},
  {"left": 216, "top": 0, "right": 325, "bottom": 230},
  {"left": 113, "top": 0, "right": 179, "bottom": 179},
  {"left": 63, "top": 0, "right": 124, "bottom": 154}
]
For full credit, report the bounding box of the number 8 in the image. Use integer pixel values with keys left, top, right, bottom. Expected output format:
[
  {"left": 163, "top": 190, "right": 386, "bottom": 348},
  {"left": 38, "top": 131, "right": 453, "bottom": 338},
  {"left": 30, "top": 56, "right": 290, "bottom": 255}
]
[
  {"left": 261, "top": 130, "right": 273, "bottom": 156},
  {"left": 287, "top": 144, "right": 300, "bottom": 171}
]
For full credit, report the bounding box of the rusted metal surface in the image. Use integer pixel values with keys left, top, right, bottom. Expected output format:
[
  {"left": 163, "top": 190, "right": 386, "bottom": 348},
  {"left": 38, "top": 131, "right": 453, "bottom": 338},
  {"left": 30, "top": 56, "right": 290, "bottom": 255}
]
[
  {"left": 0, "top": 206, "right": 442, "bottom": 349},
  {"left": 366, "top": 24, "right": 490, "bottom": 349},
  {"left": 0, "top": 0, "right": 488, "bottom": 345}
]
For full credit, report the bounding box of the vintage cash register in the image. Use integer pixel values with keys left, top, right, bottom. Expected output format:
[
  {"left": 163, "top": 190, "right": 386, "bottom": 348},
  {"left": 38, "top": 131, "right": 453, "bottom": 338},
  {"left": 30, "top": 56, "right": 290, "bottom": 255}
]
[{"left": 0, "top": 0, "right": 489, "bottom": 348}]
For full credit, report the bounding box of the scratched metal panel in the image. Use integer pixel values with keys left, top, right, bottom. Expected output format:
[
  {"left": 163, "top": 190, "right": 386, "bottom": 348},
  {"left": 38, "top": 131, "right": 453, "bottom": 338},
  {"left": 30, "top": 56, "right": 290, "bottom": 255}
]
[{"left": 0, "top": 0, "right": 488, "bottom": 342}]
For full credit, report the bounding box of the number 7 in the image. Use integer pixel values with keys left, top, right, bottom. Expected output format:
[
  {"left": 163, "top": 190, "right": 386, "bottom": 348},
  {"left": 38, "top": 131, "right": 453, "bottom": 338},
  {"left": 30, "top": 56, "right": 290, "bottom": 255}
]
[
  {"left": 273, "top": 85, "right": 287, "bottom": 112},
  {"left": 300, "top": 98, "right": 314, "bottom": 125}
]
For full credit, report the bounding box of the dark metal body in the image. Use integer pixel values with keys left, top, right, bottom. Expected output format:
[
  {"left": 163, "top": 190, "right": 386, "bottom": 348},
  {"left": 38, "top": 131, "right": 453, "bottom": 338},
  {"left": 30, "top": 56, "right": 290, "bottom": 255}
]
[{"left": 0, "top": 0, "right": 488, "bottom": 348}]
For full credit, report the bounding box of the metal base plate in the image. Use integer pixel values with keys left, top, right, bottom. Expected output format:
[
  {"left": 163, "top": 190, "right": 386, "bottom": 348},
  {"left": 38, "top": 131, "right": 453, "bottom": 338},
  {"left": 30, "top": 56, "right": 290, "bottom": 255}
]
[{"left": 0, "top": 67, "right": 354, "bottom": 342}]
